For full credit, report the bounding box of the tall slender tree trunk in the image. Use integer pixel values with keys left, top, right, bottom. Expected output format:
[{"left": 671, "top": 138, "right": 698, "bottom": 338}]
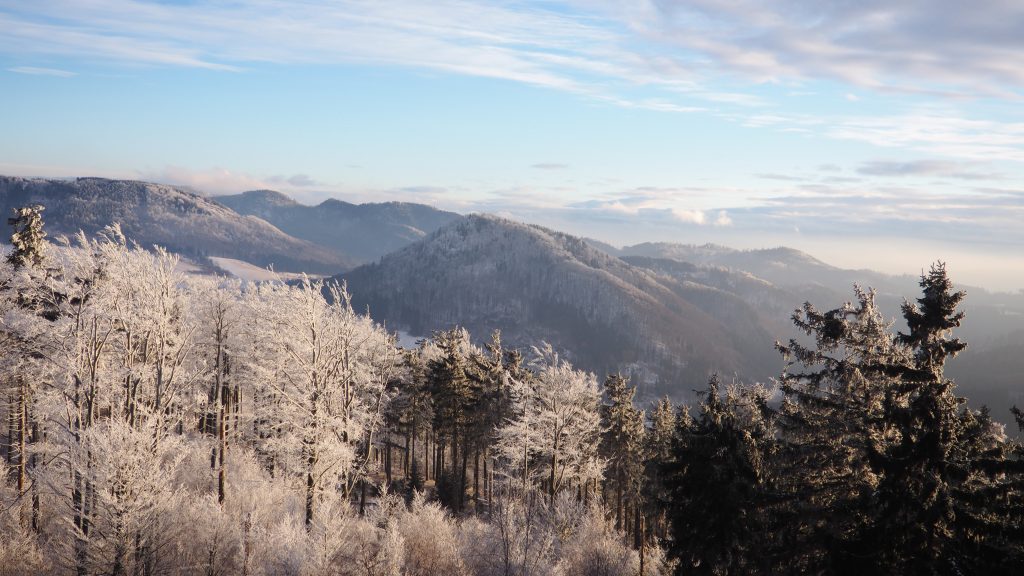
[
  {"left": 215, "top": 335, "right": 227, "bottom": 505},
  {"left": 16, "top": 380, "right": 27, "bottom": 528},
  {"left": 5, "top": 394, "right": 14, "bottom": 466},
  {"left": 616, "top": 483, "right": 623, "bottom": 531},
  {"left": 459, "top": 436, "right": 469, "bottom": 512},
  {"left": 404, "top": 430, "right": 411, "bottom": 478},
  {"left": 483, "top": 448, "right": 490, "bottom": 507},
  {"left": 634, "top": 502, "right": 643, "bottom": 549},
  {"left": 548, "top": 433, "right": 558, "bottom": 500},
  {"left": 30, "top": 421, "right": 39, "bottom": 531},
  {"left": 305, "top": 437, "right": 317, "bottom": 528},
  {"left": 473, "top": 449, "right": 480, "bottom": 504},
  {"left": 385, "top": 429, "right": 392, "bottom": 485}
]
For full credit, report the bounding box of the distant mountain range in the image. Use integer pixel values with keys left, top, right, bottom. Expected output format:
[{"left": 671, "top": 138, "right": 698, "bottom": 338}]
[
  {"left": 214, "top": 189, "right": 460, "bottom": 264},
  {"left": 594, "top": 240, "right": 1024, "bottom": 415},
  {"left": 2, "top": 175, "right": 1020, "bottom": 419},
  {"left": 0, "top": 176, "right": 459, "bottom": 274}
]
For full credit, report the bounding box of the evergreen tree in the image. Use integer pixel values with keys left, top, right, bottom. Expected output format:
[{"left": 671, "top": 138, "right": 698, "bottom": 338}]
[
  {"left": 643, "top": 397, "right": 676, "bottom": 541},
  {"left": 465, "top": 330, "right": 511, "bottom": 508},
  {"left": 599, "top": 374, "right": 645, "bottom": 534},
  {"left": 869, "top": 263, "right": 985, "bottom": 573},
  {"left": 6, "top": 205, "right": 47, "bottom": 270},
  {"left": 663, "top": 376, "right": 773, "bottom": 575},
  {"left": 427, "top": 328, "right": 477, "bottom": 511},
  {"left": 772, "top": 286, "right": 903, "bottom": 573},
  {"left": 771, "top": 264, "right": 1024, "bottom": 573}
]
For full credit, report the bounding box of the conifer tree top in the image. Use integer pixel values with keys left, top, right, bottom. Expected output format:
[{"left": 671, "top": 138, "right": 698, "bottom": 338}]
[{"left": 7, "top": 204, "right": 47, "bottom": 270}]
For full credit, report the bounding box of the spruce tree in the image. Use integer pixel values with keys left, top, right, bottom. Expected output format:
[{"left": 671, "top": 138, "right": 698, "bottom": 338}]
[
  {"left": 772, "top": 286, "right": 903, "bottom": 573},
  {"left": 599, "top": 374, "right": 645, "bottom": 535},
  {"left": 663, "top": 376, "right": 773, "bottom": 575},
  {"left": 427, "top": 328, "right": 477, "bottom": 510},
  {"left": 644, "top": 397, "right": 676, "bottom": 541},
  {"left": 870, "top": 263, "right": 978, "bottom": 572}
]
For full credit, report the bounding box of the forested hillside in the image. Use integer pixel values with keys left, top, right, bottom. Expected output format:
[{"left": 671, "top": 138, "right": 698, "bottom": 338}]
[
  {"left": 3, "top": 206, "right": 1024, "bottom": 575},
  {"left": 339, "top": 215, "right": 779, "bottom": 398},
  {"left": 0, "top": 176, "right": 350, "bottom": 274}
]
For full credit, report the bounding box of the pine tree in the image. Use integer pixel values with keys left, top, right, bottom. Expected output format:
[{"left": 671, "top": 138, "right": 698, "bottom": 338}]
[{"left": 770, "top": 264, "right": 1024, "bottom": 572}]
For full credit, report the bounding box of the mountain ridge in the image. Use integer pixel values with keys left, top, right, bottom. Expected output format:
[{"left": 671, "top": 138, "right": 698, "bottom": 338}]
[
  {"left": 337, "top": 214, "right": 780, "bottom": 398},
  {"left": 0, "top": 176, "right": 351, "bottom": 274},
  {"left": 214, "top": 189, "right": 462, "bottom": 264}
]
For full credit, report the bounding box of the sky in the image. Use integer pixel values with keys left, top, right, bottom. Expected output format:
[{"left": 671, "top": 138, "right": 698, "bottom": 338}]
[{"left": 2, "top": 1, "right": 1024, "bottom": 291}]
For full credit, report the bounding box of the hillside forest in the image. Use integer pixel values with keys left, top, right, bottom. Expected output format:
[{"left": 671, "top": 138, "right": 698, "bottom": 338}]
[{"left": 2, "top": 206, "right": 1024, "bottom": 575}]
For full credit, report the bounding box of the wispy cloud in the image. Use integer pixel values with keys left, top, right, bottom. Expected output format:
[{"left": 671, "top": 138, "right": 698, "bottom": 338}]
[
  {"left": 628, "top": 0, "right": 1024, "bottom": 96},
  {"left": 829, "top": 111, "right": 1024, "bottom": 162},
  {"left": 7, "top": 65, "right": 76, "bottom": 77},
  {"left": 531, "top": 163, "right": 569, "bottom": 170},
  {"left": 7, "top": 1, "right": 1024, "bottom": 167},
  {"left": 136, "top": 166, "right": 331, "bottom": 198},
  {"left": 857, "top": 160, "right": 1003, "bottom": 180}
]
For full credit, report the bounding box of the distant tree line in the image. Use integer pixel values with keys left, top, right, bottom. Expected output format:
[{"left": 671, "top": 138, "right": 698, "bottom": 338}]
[{"left": 1, "top": 205, "right": 1022, "bottom": 575}]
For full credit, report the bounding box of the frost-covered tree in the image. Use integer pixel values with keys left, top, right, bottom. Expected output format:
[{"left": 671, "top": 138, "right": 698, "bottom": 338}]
[
  {"left": 6, "top": 205, "right": 47, "bottom": 270},
  {"left": 246, "top": 278, "right": 398, "bottom": 526},
  {"left": 496, "top": 344, "right": 603, "bottom": 499},
  {"left": 772, "top": 286, "right": 904, "bottom": 572}
]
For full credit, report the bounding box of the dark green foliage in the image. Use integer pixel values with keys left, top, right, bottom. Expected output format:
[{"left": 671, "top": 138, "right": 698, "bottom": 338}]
[
  {"left": 770, "top": 264, "right": 1024, "bottom": 574},
  {"left": 663, "top": 377, "right": 773, "bottom": 575},
  {"left": 772, "top": 286, "right": 900, "bottom": 573},
  {"left": 427, "top": 328, "right": 480, "bottom": 511},
  {"left": 599, "top": 374, "right": 645, "bottom": 531},
  {"left": 643, "top": 396, "right": 676, "bottom": 540}
]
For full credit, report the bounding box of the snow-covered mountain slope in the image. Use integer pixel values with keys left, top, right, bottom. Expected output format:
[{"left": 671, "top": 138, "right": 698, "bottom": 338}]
[
  {"left": 0, "top": 176, "right": 352, "bottom": 274},
  {"left": 337, "top": 214, "right": 780, "bottom": 399}
]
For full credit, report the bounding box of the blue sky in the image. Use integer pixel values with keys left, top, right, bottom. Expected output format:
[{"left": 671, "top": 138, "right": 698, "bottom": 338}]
[{"left": 3, "top": 0, "right": 1024, "bottom": 290}]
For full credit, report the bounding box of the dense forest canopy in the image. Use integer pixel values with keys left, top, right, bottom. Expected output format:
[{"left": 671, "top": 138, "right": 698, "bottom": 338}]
[{"left": 1, "top": 207, "right": 1023, "bottom": 575}]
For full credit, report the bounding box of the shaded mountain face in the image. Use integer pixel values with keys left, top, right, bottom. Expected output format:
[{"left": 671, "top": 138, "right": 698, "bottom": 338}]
[
  {"left": 214, "top": 190, "right": 461, "bottom": 264},
  {"left": 0, "top": 176, "right": 351, "bottom": 274},
  {"left": 607, "top": 241, "right": 1024, "bottom": 428},
  {"left": 337, "top": 215, "right": 780, "bottom": 400}
]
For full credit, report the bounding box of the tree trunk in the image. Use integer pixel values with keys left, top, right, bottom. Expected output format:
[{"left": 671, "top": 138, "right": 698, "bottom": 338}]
[
  {"left": 16, "top": 380, "right": 26, "bottom": 498},
  {"left": 385, "top": 431, "right": 392, "bottom": 485},
  {"left": 404, "top": 429, "right": 411, "bottom": 479},
  {"left": 634, "top": 502, "right": 643, "bottom": 549},
  {"left": 459, "top": 436, "right": 469, "bottom": 512},
  {"left": 616, "top": 483, "right": 623, "bottom": 531},
  {"left": 305, "top": 439, "right": 316, "bottom": 528},
  {"left": 548, "top": 432, "right": 558, "bottom": 500},
  {"left": 5, "top": 394, "right": 13, "bottom": 466},
  {"left": 30, "top": 421, "right": 39, "bottom": 531},
  {"left": 473, "top": 449, "right": 480, "bottom": 504},
  {"left": 216, "top": 337, "right": 227, "bottom": 505}
]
